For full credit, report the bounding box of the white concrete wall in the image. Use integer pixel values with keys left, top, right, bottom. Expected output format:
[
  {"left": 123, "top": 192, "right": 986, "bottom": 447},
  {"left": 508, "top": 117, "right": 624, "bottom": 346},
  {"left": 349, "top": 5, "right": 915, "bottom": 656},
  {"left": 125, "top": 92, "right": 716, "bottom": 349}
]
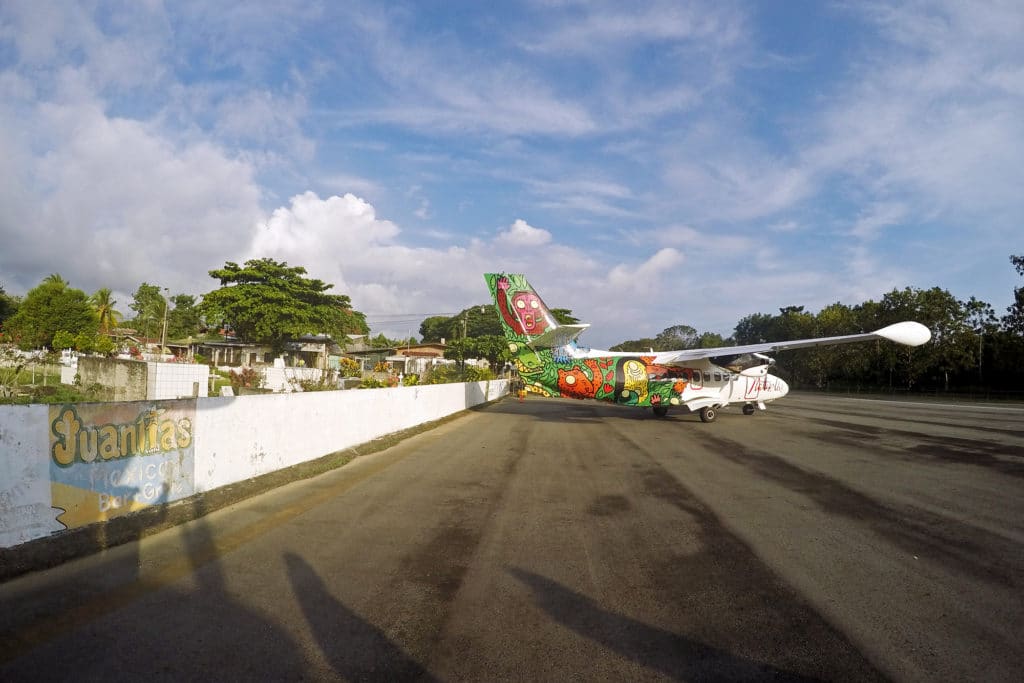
[
  {"left": 147, "top": 362, "right": 209, "bottom": 399},
  {"left": 0, "top": 405, "right": 60, "bottom": 548},
  {"left": 192, "top": 381, "right": 505, "bottom": 490},
  {"left": 261, "top": 365, "right": 323, "bottom": 393},
  {"left": 0, "top": 380, "right": 507, "bottom": 550}
]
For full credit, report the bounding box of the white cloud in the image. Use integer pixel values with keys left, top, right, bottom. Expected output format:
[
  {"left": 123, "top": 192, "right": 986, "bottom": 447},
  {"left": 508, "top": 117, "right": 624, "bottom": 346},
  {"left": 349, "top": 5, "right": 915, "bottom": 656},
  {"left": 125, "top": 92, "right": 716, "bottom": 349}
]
[
  {"left": 849, "top": 202, "right": 908, "bottom": 241},
  {"left": 0, "top": 92, "right": 262, "bottom": 298},
  {"left": 250, "top": 191, "right": 400, "bottom": 286},
  {"left": 608, "top": 247, "right": 683, "bottom": 290},
  {"left": 521, "top": 1, "right": 744, "bottom": 56},
  {"left": 495, "top": 219, "right": 553, "bottom": 247},
  {"left": 806, "top": 1, "right": 1024, "bottom": 226}
]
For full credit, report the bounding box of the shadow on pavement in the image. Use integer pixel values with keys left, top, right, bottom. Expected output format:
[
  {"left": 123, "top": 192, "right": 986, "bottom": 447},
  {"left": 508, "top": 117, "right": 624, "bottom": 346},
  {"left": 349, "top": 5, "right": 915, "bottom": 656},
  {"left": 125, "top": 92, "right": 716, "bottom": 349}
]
[
  {"left": 284, "top": 552, "right": 438, "bottom": 681},
  {"left": 507, "top": 566, "right": 820, "bottom": 683}
]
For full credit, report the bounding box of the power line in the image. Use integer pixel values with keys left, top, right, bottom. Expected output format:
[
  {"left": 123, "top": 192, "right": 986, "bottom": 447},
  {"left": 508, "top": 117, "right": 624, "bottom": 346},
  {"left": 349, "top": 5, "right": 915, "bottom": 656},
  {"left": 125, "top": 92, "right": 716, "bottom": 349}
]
[{"left": 362, "top": 312, "right": 460, "bottom": 318}]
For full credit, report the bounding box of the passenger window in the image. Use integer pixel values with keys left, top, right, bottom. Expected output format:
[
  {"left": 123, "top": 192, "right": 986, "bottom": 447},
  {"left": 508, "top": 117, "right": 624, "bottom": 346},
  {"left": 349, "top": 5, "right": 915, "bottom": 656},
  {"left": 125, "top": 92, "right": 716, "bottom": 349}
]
[{"left": 713, "top": 372, "right": 722, "bottom": 382}]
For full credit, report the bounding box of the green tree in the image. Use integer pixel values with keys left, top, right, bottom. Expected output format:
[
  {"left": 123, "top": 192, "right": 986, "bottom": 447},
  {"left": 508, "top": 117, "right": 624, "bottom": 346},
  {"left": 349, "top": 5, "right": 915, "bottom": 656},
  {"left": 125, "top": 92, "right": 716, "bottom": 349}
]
[
  {"left": 129, "top": 283, "right": 166, "bottom": 338},
  {"left": 419, "top": 315, "right": 450, "bottom": 343},
  {"left": 0, "top": 284, "right": 18, "bottom": 329},
  {"left": 2, "top": 276, "right": 98, "bottom": 349},
  {"left": 468, "top": 335, "right": 513, "bottom": 368},
  {"left": 733, "top": 313, "right": 775, "bottom": 344},
  {"left": 443, "top": 337, "right": 470, "bottom": 368},
  {"left": 167, "top": 294, "right": 201, "bottom": 339},
  {"left": 199, "top": 258, "right": 368, "bottom": 352},
  {"left": 611, "top": 324, "right": 709, "bottom": 352},
  {"left": 806, "top": 302, "right": 864, "bottom": 388},
  {"left": 655, "top": 324, "right": 700, "bottom": 349},
  {"left": 550, "top": 308, "right": 580, "bottom": 325},
  {"left": 963, "top": 297, "right": 998, "bottom": 385},
  {"left": 90, "top": 287, "right": 123, "bottom": 334},
  {"left": 369, "top": 333, "right": 391, "bottom": 348},
  {"left": 609, "top": 337, "right": 659, "bottom": 352},
  {"left": 1004, "top": 255, "right": 1024, "bottom": 334},
  {"left": 915, "top": 287, "right": 975, "bottom": 391},
  {"left": 421, "top": 305, "right": 501, "bottom": 341},
  {"left": 696, "top": 332, "right": 727, "bottom": 347}
]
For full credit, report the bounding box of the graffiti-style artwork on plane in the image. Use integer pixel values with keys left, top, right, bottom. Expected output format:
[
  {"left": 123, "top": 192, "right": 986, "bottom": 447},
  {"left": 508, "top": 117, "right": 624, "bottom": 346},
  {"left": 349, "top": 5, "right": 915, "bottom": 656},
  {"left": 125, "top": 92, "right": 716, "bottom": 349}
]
[{"left": 485, "top": 273, "right": 931, "bottom": 422}]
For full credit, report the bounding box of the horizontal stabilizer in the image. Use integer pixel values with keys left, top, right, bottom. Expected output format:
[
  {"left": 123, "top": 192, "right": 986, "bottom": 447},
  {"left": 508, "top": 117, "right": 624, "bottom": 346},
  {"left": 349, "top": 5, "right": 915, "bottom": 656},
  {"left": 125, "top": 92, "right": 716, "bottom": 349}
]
[{"left": 525, "top": 324, "right": 590, "bottom": 348}]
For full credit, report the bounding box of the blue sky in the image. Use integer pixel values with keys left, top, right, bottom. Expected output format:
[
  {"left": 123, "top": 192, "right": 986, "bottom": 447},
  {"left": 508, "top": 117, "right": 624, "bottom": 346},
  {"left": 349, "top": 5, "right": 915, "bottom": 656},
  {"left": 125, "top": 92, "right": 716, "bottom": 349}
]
[{"left": 1, "top": 1, "right": 1021, "bottom": 348}]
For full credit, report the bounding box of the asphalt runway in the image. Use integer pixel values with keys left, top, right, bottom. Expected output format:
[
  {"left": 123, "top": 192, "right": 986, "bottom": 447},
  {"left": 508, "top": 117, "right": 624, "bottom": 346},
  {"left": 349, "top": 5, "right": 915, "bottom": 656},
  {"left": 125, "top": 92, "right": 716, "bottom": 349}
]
[{"left": 2, "top": 393, "right": 1022, "bottom": 681}]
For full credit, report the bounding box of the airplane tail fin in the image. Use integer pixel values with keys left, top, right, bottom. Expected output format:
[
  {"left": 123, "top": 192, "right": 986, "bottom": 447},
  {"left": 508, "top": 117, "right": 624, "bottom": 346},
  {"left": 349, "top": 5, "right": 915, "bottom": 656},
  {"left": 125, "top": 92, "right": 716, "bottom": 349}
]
[{"left": 484, "top": 273, "right": 589, "bottom": 348}]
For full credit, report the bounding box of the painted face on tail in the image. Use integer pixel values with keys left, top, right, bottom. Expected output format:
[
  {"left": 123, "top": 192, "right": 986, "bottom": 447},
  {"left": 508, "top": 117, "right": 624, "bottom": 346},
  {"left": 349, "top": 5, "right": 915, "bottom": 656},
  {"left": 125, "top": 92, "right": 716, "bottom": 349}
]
[{"left": 512, "top": 292, "right": 548, "bottom": 334}]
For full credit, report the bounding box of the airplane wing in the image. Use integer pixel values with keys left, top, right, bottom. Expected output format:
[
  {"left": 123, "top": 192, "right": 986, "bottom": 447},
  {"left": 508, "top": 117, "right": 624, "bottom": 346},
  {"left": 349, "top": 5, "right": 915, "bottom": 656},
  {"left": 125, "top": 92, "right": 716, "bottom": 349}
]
[{"left": 651, "top": 322, "right": 931, "bottom": 365}]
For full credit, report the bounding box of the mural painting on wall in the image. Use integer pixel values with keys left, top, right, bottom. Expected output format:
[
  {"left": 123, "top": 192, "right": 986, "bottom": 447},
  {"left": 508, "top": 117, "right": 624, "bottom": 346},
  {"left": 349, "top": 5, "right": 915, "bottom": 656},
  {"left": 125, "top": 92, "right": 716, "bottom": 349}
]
[{"left": 48, "top": 400, "right": 196, "bottom": 530}]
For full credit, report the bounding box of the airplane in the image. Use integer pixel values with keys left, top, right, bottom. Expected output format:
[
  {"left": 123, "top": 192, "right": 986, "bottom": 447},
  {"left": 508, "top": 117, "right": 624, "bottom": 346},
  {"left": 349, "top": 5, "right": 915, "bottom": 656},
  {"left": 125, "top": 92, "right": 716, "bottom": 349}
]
[{"left": 484, "top": 273, "right": 931, "bottom": 422}]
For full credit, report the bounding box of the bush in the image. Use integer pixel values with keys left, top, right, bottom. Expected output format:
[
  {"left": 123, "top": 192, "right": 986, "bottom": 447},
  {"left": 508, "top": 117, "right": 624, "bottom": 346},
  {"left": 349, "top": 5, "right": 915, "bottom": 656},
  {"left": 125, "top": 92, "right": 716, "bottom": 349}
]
[
  {"left": 358, "top": 377, "right": 387, "bottom": 389},
  {"left": 424, "top": 365, "right": 460, "bottom": 384},
  {"left": 229, "top": 366, "right": 262, "bottom": 389},
  {"left": 94, "top": 335, "right": 115, "bottom": 356},
  {"left": 465, "top": 366, "right": 495, "bottom": 381},
  {"left": 52, "top": 330, "right": 75, "bottom": 350},
  {"left": 338, "top": 357, "right": 361, "bottom": 378},
  {"left": 298, "top": 370, "right": 339, "bottom": 392},
  {"left": 73, "top": 332, "right": 95, "bottom": 353}
]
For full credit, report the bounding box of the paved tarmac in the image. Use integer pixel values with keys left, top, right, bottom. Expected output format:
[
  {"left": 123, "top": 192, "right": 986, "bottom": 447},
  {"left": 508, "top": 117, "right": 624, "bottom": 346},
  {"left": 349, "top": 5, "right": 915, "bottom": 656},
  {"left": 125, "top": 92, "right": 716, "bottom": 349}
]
[{"left": 1, "top": 392, "right": 1022, "bottom": 681}]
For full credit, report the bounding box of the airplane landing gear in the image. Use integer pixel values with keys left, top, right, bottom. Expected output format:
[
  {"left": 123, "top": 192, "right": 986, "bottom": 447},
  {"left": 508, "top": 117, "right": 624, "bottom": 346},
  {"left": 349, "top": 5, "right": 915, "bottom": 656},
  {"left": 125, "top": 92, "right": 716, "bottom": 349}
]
[
  {"left": 743, "top": 404, "right": 756, "bottom": 416},
  {"left": 699, "top": 406, "right": 717, "bottom": 423},
  {"left": 652, "top": 406, "right": 668, "bottom": 418}
]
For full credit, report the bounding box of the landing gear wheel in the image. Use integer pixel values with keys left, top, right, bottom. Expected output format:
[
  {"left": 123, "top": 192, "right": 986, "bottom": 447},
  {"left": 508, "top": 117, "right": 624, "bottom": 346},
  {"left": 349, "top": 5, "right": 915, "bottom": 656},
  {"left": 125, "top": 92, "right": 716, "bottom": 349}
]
[
  {"left": 743, "top": 404, "right": 756, "bottom": 416},
  {"left": 699, "top": 406, "right": 717, "bottom": 423},
  {"left": 652, "top": 406, "right": 668, "bottom": 418}
]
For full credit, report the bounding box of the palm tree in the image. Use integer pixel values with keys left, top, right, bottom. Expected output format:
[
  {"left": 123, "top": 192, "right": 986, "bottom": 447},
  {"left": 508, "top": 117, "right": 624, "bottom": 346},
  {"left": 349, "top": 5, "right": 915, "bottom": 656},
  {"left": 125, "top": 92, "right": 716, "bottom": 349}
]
[
  {"left": 43, "top": 273, "right": 68, "bottom": 288},
  {"left": 90, "top": 287, "right": 123, "bottom": 334}
]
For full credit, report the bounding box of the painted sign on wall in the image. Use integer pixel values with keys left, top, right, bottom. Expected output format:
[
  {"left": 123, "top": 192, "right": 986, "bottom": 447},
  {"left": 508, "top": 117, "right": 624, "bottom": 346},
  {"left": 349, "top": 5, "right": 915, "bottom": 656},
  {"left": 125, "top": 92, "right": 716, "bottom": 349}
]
[{"left": 48, "top": 400, "right": 196, "bottom": 530}]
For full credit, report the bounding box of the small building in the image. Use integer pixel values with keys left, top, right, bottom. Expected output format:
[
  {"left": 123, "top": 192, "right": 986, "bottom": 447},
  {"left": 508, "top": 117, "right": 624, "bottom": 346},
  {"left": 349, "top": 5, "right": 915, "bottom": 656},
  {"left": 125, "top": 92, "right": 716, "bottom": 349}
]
[
  {"left": 190, "top": 340, "right": 272, "bottom": 368},
  {"left": 386, "top": 343, "right": 450, "bottom": 376},
  {"left": 189, "top": 335, "right": 343, "bottom": 371}
]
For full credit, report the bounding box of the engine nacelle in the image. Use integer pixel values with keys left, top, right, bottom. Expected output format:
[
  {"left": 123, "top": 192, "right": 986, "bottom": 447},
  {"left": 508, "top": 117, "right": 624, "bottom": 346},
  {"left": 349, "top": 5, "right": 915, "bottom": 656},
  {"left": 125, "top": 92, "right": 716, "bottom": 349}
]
[{"left": 722, "top": 352, "right": 775, "bottom": 375}]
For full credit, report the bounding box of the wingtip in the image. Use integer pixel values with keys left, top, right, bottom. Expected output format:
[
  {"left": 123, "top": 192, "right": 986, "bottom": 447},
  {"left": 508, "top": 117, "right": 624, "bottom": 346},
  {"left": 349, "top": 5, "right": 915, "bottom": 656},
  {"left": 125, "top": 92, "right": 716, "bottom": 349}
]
[{"left": 875, "top": 322, "right": 931, "bottom": 347}]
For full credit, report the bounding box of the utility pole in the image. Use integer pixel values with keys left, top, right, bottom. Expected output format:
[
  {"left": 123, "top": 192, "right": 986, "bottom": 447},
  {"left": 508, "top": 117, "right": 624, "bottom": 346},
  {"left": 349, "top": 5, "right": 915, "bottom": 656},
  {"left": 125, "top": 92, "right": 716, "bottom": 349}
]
[{"left": 160, "top": 288, "right": 169, "bottom": 356}]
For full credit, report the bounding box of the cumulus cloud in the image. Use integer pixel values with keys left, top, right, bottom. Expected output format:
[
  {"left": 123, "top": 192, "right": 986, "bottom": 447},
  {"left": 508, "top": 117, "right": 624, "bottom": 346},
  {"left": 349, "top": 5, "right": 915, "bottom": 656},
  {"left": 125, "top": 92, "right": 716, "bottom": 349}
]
[
  {"left": 609, "top": 247, "right": 683, "bottom": 289},
  {"left": 0, "top": 92, "right": 262, "bottom": 301},
  {"left": 495, "top": 219, "right": 553, "bottom": 247},
  {"left": 249, "top": 191, "right": 400, "bottom": 288}
]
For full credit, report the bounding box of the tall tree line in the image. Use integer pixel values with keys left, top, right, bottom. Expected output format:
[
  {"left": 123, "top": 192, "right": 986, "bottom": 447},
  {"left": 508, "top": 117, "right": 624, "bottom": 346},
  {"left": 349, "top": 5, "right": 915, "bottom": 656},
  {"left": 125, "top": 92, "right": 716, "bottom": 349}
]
[{"left": 613, "top": 255, "right": 1024, "bottom": 394}]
